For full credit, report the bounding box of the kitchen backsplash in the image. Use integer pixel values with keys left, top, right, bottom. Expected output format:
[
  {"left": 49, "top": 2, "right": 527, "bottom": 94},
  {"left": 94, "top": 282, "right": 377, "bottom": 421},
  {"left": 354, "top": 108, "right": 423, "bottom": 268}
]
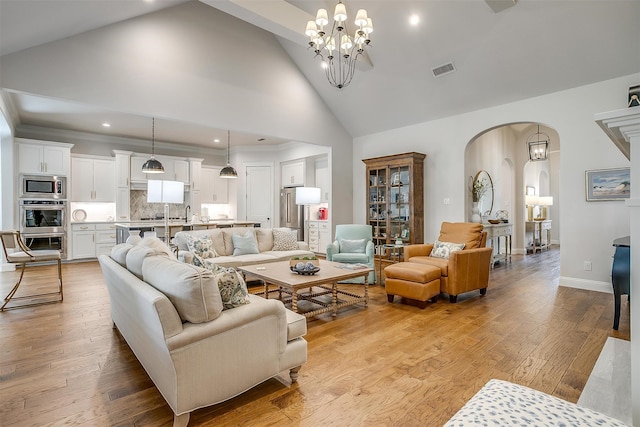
[{"left": 130, "top": 190, "right": 189, "bottom": 220}]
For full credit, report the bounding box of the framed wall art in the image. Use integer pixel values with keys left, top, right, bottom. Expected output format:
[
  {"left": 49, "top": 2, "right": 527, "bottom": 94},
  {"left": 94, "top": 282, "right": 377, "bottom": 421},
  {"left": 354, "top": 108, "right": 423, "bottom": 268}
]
[{"left": 585, "top": 167, "right": 630, "bottom": 201}]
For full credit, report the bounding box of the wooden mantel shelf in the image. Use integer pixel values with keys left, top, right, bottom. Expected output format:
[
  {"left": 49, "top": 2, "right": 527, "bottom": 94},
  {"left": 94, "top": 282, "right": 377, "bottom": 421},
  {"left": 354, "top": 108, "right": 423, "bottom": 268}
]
[{"left": 594, "top": 107, "right": 640, "bottom": 160}]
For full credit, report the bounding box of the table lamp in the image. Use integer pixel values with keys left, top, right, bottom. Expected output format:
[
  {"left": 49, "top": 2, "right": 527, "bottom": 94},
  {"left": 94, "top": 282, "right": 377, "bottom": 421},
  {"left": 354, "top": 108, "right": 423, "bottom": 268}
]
[
  {"left": 538, "top": 196, "right": 553, "bottom": 220},
  {"left": 525, "top": 195, "right": 539, "bottom": 222},
  {"left": 147, "top": 180, "right": 184, "bottom": 244}
]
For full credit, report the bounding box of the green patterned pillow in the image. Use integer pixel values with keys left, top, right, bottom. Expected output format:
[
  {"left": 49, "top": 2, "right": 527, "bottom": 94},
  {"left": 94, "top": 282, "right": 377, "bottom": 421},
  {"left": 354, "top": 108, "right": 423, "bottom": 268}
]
[
  {"left": 430, "top": 240, "right": 465, "bottom": 259},
  {"left": 212, "top": 266, "right": 250, "bottom": 309},
  {"left": 185, "top": 234, "right": 217, "bottom": 267},
  {"left": 272, "top": 229, "right": 299, "bottom": 251}
]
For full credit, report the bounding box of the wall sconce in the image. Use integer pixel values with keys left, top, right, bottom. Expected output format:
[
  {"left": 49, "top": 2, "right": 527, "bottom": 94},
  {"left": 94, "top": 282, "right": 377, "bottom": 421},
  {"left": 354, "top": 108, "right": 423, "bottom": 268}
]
[{"left": 525, "top": 195, "right": 539, "bottom": 222}]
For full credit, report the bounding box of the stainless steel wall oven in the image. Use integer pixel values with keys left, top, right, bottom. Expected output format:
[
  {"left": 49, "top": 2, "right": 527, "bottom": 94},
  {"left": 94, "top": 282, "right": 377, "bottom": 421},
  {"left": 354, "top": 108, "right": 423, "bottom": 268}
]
[{"left": 19, "top": 200, "right": 67, "bottom": 259}]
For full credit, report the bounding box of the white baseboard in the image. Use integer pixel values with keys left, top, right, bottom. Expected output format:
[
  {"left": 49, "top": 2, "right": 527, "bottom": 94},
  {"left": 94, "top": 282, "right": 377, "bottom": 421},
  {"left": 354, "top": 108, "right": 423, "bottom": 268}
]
[
  {"left": 0, "top": 264, "right": 16, "bottom": 272},
  {"left": 559, "top": 276, "right": 612, "bottom": 294}
]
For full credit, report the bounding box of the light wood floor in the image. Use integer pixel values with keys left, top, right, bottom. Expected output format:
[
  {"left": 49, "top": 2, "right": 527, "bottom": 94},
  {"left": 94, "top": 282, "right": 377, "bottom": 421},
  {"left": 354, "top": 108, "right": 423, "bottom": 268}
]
[{"left": 0, "top": 247, "right": 630, "bottom": 426}]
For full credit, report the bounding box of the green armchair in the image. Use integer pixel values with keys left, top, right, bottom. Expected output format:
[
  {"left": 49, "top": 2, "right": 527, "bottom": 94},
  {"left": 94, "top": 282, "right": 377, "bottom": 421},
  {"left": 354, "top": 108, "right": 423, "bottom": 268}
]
[{"left": 326, "top": 224, "right": 375, "bottom": 284}]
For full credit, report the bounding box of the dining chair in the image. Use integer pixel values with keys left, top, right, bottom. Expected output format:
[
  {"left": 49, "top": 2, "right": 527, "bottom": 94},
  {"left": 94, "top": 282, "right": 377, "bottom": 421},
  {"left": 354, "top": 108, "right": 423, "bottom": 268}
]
[{"left": 0, "top": 230, "right": 63, "bottom": 311}]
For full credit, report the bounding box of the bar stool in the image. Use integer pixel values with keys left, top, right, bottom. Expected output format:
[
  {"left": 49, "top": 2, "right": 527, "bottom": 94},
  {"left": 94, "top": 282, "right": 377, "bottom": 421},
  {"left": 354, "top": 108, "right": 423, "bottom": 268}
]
[{"left": 0, "top": 230, "right": 63, "bottom": 311}]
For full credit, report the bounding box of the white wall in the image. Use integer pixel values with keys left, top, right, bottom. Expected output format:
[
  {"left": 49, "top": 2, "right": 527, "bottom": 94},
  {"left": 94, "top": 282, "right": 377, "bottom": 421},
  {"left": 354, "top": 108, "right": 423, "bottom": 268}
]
[{"left": 354, "top": 74, "right": 638, "bottom": 291}]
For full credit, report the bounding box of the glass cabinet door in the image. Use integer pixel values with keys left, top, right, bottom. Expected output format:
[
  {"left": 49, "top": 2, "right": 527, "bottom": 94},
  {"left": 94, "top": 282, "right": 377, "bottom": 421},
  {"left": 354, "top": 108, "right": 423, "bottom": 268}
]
[{"left": 368, "top": 168, "right": 387, "bottom": 245}]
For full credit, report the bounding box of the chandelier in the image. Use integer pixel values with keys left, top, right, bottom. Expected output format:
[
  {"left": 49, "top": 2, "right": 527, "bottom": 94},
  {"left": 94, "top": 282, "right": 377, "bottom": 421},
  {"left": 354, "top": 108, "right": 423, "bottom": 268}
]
[
  {"left": 304, "top": 1, "right": 373, "bottom": 89},
  {"left": 527, "top": 124, "right": 550, "bottom": 162}
]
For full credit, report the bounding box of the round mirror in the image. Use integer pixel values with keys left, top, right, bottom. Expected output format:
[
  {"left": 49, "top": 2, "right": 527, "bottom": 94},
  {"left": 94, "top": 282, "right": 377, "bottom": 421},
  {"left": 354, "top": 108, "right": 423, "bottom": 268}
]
[{"left": 473, "top": 170, "right": 494, "bottom": 216}]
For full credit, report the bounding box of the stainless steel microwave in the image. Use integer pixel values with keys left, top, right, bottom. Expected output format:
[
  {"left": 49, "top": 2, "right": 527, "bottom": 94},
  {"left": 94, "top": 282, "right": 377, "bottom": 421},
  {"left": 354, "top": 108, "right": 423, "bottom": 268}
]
[{"left": 21, "top": 175, "right": 67, "bottom": 199}]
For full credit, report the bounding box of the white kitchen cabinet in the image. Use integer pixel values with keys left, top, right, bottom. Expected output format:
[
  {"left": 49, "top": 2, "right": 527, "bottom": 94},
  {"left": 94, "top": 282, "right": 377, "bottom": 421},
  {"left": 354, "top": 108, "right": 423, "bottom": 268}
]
[
  {"left": 308, "top": 220, "right": 331, "bottom": 254},
  {"left": 200, "top": 166, "right": 229, "bottom": 203},
  {"left": 113, "top": 150, "right": 131, "bottom": 187},
  {"left": 281, "top": 160, "right": 304, "bottom": 187},
  {"left": 116, "top": 187, "right": 130, "bottom": 221},
  {"left": 17, "top": 139, "right": 72, "bottom": 176},
  {"left": 71, "top": 156, "right": 115, "bottom": 202},
  {"left": 72, "top": 223, "right": 96, "bottom": 259},
  {"left": 71, "top": 223, "right": 116, "bottom": 259},
  {"left": 189, "top": 159, "right": 203, "bottom": 191},
  {"left": 174, "top": 159, "right": 189, "bottom": 183},
  {"left": 130, "top": 155, "right": 150, "bottom": 183},
  {"left": 130, "top": 155, "right": 190, "bottom": 184}
]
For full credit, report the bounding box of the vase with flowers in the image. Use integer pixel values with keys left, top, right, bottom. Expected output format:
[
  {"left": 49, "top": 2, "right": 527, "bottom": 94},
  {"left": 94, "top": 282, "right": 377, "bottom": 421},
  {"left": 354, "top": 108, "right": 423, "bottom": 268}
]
[{"left": 470, "top": 178, "right": 488, "bottom": 223}]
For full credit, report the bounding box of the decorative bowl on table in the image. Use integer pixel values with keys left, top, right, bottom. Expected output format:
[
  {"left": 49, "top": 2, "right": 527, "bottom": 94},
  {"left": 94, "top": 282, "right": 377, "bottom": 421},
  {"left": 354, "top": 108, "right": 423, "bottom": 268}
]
[
  {"left": 289, "top": 257, "right": 320, "bottom": 275},
  {"left": 488, "top": 219, "right": 502, "bottom": 224}
]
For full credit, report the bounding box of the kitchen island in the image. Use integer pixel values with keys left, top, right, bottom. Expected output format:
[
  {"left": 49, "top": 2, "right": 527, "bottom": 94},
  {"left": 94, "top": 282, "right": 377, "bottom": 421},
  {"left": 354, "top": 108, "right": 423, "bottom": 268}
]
[{"left": 115, "top": 220, "right": 259, "bottom": 244}]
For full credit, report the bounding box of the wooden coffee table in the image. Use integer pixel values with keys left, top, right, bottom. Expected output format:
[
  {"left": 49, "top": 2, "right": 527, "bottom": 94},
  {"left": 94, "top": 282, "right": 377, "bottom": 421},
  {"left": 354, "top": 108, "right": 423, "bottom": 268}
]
[{"left": 239, "top": 260, "right": 373, "bottom": 319}]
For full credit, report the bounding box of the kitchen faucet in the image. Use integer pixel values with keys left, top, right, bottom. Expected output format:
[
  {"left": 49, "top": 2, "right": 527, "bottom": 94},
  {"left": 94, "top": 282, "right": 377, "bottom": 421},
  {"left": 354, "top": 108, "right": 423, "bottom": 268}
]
[{"left": 185, "top": 205, "right": 190, "bottom": 223}]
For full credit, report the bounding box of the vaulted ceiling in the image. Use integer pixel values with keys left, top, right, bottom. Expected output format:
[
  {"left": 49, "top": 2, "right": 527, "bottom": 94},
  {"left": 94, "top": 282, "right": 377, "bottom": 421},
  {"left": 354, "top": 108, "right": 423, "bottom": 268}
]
[{"left": 1, "top": 0, "right": 638, "bottom": 147}]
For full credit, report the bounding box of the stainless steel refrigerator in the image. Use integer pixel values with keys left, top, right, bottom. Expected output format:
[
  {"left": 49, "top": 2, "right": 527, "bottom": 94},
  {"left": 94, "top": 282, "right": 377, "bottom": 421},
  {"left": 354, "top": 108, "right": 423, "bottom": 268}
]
[{"left": 280, "top": 187, "right": 304, "bottom": 241}]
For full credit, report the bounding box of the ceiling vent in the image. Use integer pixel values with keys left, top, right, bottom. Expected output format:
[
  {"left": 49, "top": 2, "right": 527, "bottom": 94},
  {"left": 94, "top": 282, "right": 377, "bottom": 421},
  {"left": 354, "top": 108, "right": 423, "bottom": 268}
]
[
  {"left": 485, "top": 0, "right": 517, "bottom": 13},
  {"left": 432, "top": 62, "right": 456, "bottom": 78}
]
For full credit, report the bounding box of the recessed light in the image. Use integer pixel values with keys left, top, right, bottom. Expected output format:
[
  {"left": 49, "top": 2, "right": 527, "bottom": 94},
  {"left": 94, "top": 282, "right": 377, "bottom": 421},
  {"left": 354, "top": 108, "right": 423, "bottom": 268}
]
[
  {"left": 102, "top": 122, "right": 111, "bottom": 128},
  {"left": 213, "top": 138, "right": 220, "bottom": 143},
  {"left": 409, "top": 14, "right": 420, "bottom": 26}
]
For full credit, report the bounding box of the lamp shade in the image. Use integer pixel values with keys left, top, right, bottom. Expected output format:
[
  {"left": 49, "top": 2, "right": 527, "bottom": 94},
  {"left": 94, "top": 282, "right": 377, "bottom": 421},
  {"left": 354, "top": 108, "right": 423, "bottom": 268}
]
[
  {"left": 147, "top": 180, "right": 184, "bottom": 204},
  {"left": 295, "top": 187, "right": 321, "bottom": 205},
  {"left": 538, "top": 196, "right": 553, "bottom": 206},
  {"left": 525, "top": 195, "right": 539, "bottom": 206}
]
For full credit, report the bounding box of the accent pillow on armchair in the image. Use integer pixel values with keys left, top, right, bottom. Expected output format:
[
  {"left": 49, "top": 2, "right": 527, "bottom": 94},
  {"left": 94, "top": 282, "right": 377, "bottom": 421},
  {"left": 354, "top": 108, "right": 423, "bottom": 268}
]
[{"left": 326, "top": 224, "right": 375, "bottom": 284}]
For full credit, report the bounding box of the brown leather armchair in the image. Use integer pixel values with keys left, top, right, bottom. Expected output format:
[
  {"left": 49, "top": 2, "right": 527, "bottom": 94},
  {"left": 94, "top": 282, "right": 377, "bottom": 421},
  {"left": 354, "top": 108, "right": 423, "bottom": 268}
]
[{"left": 403, "top": 222, "right": 492, "bottom": 303}]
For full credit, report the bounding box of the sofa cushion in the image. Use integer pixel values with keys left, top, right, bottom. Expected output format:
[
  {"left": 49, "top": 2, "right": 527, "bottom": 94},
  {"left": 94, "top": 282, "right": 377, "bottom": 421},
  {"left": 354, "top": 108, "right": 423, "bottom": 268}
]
[
  {"left": 110, "top": 243, "right": 133, "bottom": 267},
  {"left": 285, "top": 309, "right": 307, "bottom": 341},
  {"left": 331, "top": 253, "right": 369, "bottom": 263},
  {"left": 212, "top": 266, "right": 250, "bottom": 309},
  {"left": 438, "top": 222, "right": 484, "bottom": 249},
  {"left": 339, "top": 238, "right": 367, "bottom": 253},
  {"left": 184, "top": 234, "right": 218, "bottom": 267},
  {"left": 430, "top": 240, "right": 465, "bottom": 259},
  {"left": 272, "top": 229, "right": 300, "bottom": 251},
  {"left": 126, "top": 245, "right": 171, "bottom": 279},
  {"left": 142, "top": 256, "right": 224, "bottom": 323},
  {"left": 137, "top": 237, "right": 174, "bottom": 257},
  {"left": 255, "top": 228, "right": 275, "bottom": 253},
  {"left": 232, "top": 229, "right": 260, "bottom": 256},
  {"left": 406, "top": 255, "right": 449, "bottom": 276}
]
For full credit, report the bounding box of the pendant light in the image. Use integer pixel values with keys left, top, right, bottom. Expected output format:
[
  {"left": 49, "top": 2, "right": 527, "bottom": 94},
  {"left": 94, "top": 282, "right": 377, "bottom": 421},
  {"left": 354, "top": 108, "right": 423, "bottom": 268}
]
[
  {"left": 142, "top": 117, "right": 164, "bottom": 173},
  {"left": 219, "top": 130, "right": 238, "bottom": 179}
]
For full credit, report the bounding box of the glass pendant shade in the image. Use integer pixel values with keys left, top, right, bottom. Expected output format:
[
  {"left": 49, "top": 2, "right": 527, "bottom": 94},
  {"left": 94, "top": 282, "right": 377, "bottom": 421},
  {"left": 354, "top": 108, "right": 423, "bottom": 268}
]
[
  {"left": 219, "top": 130, "right": 238, "bottom": 179},
  {"left": 142, "top": 117, "right": 165, "bottom": 173}
]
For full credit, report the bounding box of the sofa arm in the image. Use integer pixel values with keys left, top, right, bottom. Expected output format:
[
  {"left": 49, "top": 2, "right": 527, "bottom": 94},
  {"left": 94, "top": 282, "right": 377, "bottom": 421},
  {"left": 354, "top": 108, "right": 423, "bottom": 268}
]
[
  {"left": 365, "top": 240, "right": 375, "bottom": 261},
  {"left": 297, "top": 241, "right": 310, "bottom": 251},
  {"left": 404, "top": 244, "right": 434, "bottom": 261},
  {"left": 326, "top": 241, "right": 339, "bottom": 260},
  {"left": 179, "top": 250, "right": 194, "bottom": 264}
]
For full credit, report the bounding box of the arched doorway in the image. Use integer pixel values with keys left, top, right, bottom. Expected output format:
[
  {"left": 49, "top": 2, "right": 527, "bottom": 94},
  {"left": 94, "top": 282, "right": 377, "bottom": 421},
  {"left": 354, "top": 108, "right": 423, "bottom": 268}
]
[{"left": 464, "top": 122, "right": 560, "bottom": 254}]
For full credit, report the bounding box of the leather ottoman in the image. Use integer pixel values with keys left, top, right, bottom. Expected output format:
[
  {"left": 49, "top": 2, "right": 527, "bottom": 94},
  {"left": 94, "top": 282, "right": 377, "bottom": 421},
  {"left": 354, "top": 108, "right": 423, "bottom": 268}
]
[{"left": 384, "top": 262, "right": 440, "bottom": 308}]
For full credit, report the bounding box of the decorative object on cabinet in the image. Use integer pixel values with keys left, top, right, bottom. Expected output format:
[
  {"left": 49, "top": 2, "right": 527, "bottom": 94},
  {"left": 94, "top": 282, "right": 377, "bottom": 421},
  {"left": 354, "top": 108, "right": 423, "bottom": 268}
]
[
  {"left": 525, "top": 195, "right": 539, "bottom": 222},
  {"left": 629, "top": 84, "right": 640, "bottom": 108},
  {"left": 363, "top": 152, "right": 425, "bottom": 247},
  {"left": 585, "top": 168, "right": 630, "bottom": 201},
  {"left": 72, "top": 209, "right": 87, "bottom": 222},
  {"left": 470, "top": 170, "right": 493, "bottom": 223},
  {"left": 142, "top": 118, "right": 164, "bottom": 174},
  {"left": 304, "top": 1, "right": 373, "bottom": 89},
  {"left": 526, "top": 123, "right": 550, "bottom": 161},
  {"left": 219, "top": 130, "right": 238, "bottom": 179}
]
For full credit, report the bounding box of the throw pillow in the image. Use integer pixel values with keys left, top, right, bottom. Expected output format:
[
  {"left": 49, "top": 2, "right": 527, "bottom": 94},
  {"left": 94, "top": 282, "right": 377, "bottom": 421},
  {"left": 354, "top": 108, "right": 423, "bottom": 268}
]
[
  {"left": 184, "top": 234, "right": 217, "bottom": 268},
  {"left": 138, "top": 236, "right": 174, "bottom": 258},
  {"left": 272, "top": 229, "right": 299, "bottom": 251},
  {"left": 213, "top": 266, "right": 250, "bottom": 309},
  {"left": 430, "top": 240, "right": 465, "bottom": 259},
  {"left": 339, "top": 238, "right": 367, "bottom": 254},
  {"left": 232, "top": 230, "right": 259, "bottom": 256}
]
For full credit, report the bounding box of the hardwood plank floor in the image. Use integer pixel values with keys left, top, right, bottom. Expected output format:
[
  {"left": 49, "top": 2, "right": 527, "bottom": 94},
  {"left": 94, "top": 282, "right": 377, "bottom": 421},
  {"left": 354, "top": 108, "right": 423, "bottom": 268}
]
[{"left": 0, "top": 247, "right": 630, "bottom": 426}]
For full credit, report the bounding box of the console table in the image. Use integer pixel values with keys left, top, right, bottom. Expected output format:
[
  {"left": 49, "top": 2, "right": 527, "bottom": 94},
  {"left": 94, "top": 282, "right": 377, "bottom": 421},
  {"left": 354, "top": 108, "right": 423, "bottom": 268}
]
[
  {"left": 483, "top": 223, "right": 512, "bottom": 267},
  {"left": 526, "top": 220, "right": 552, "bottom": 253}
]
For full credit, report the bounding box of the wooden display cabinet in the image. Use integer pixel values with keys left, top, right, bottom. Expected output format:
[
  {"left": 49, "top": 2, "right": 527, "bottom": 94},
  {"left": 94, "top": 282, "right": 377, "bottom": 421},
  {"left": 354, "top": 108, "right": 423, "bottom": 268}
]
[{"left": 362, "top": 152, "right": 425, "bottom": 247}]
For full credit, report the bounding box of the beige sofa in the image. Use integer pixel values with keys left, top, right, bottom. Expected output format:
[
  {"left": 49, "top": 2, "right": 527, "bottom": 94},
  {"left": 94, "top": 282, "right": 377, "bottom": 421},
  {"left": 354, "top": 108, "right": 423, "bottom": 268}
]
[
  {"left": 98, "top": 242, "right": 307, "bottom": 427},
  {"left": 174, "top": 227, "right": 315, "bottom": 268}
]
